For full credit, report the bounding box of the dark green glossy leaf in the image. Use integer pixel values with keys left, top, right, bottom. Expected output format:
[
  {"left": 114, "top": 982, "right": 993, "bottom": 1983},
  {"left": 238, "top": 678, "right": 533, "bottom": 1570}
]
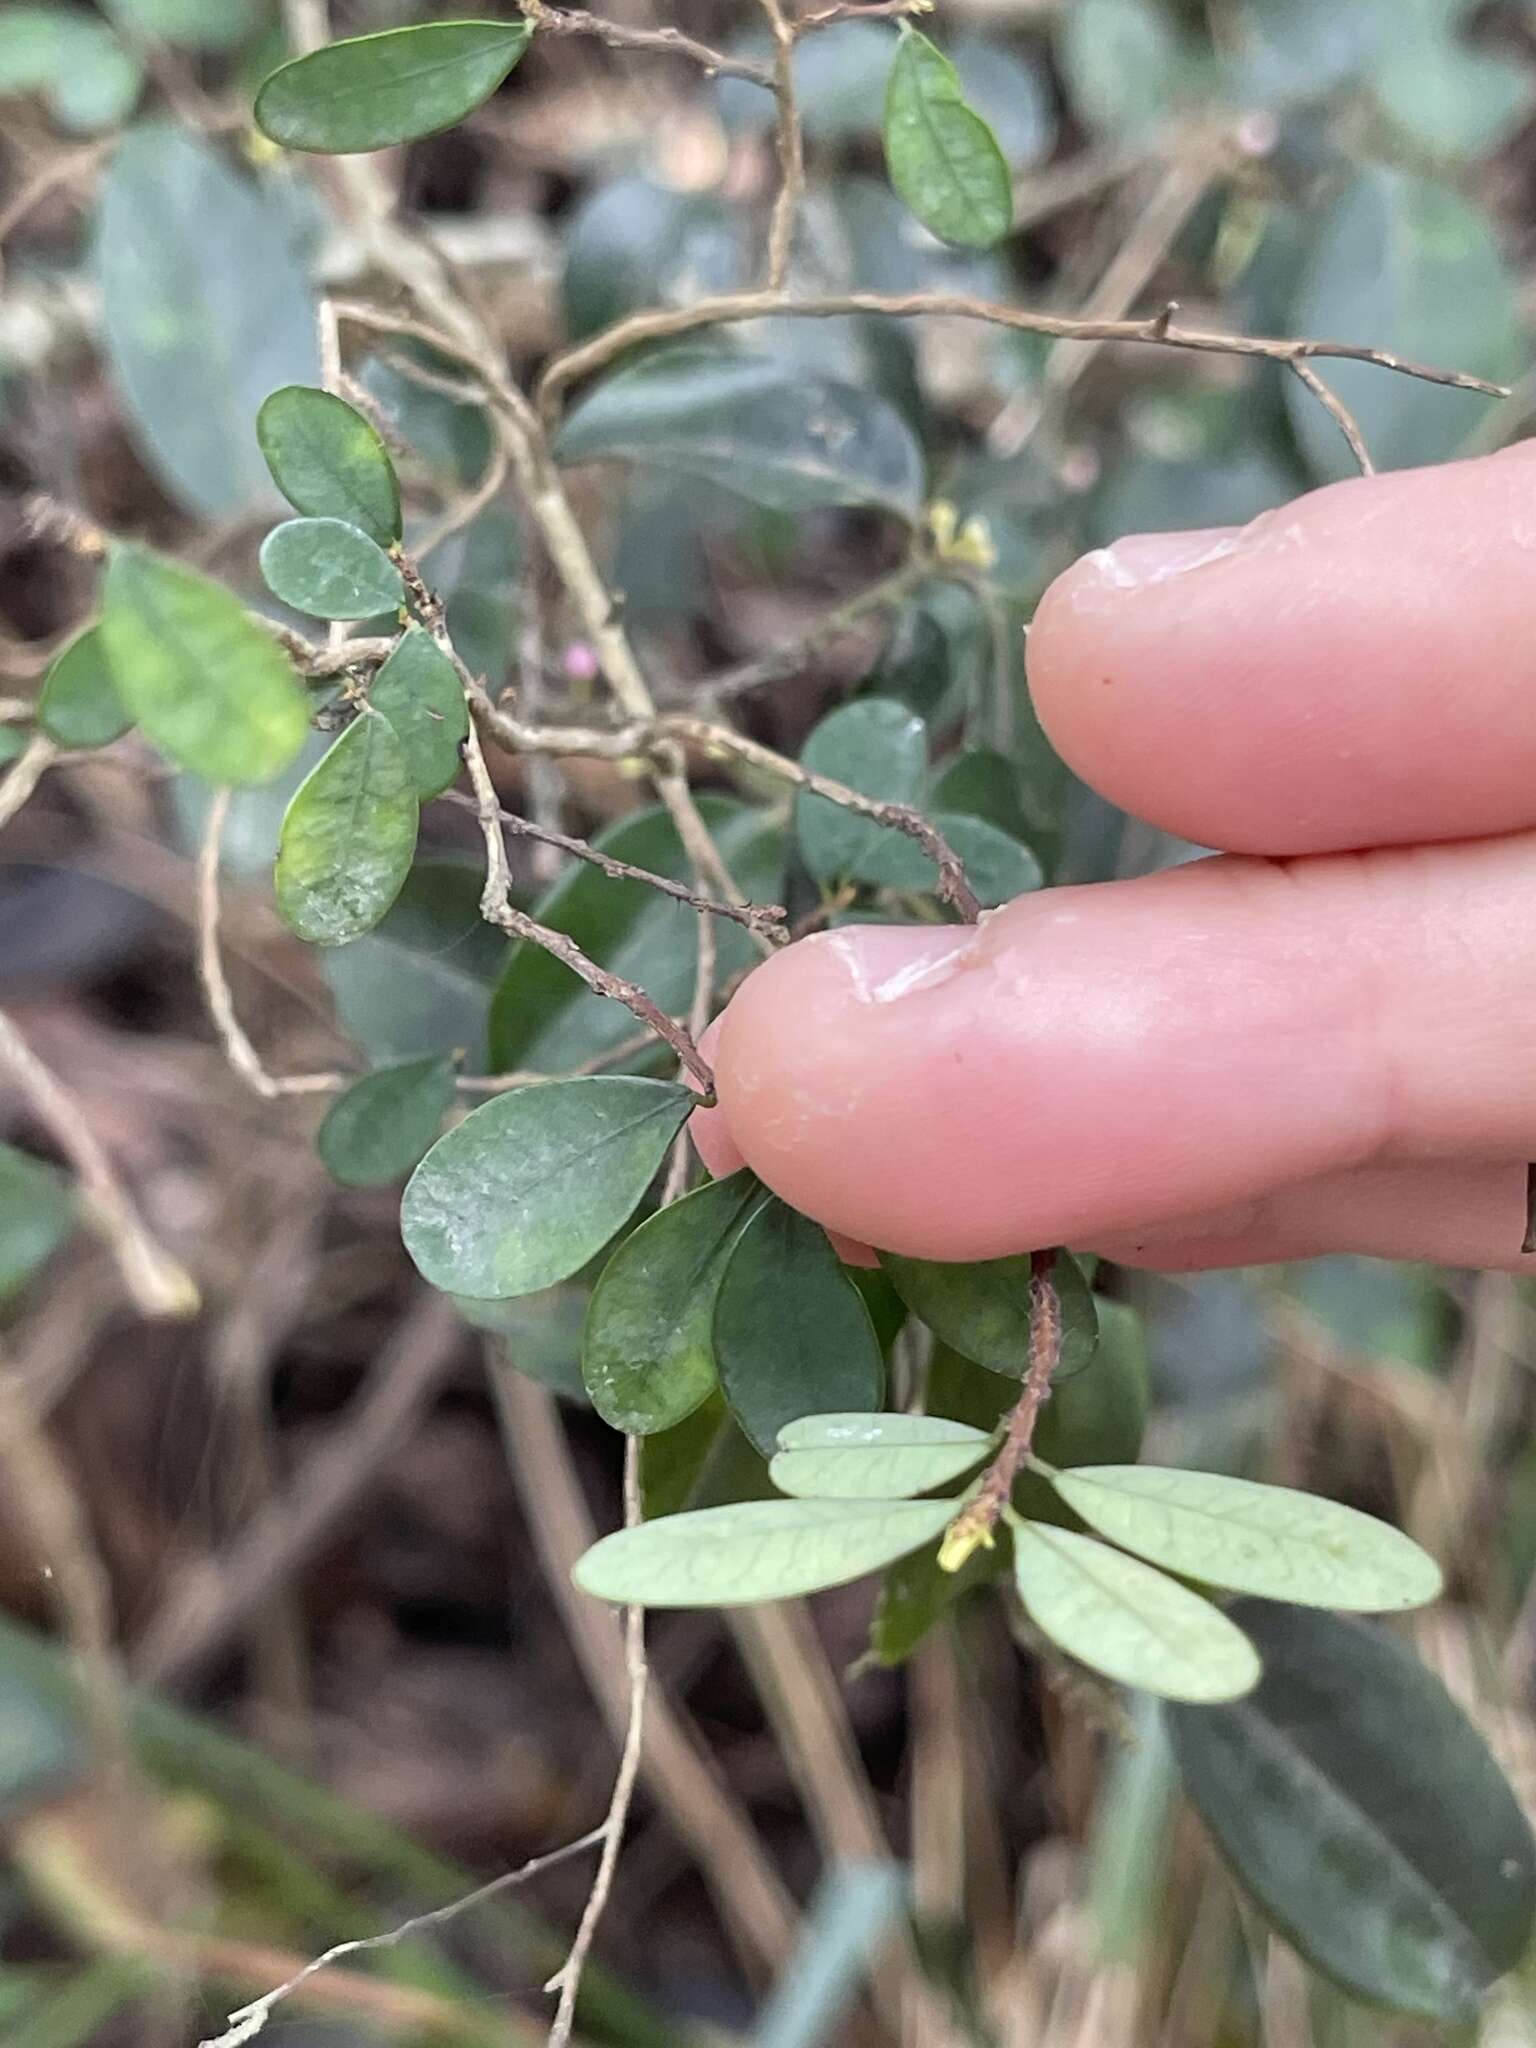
[
  {"left": 1035, "top": 1298, "right": 1148, "bottom": 1468},
  {"left": 401, "top": 1077, "right": 692, "bottom": 1299},
  {"left": 770, "top": 1413, "right": 991, "bottom": 1500},
  {"left": 714, "top": 1199, "right": 884, "bottom": 1455},
  {"left": 1167, "top": 1600, "right": 1536, "bottom": 2018},
  {"left": 0, "top": 8, "right": 142, "bottom": 132},
  {"left": 574, "top": 1495, "right": 954, "bottom": 1607},
  {"left": 796, "top": 696, "right": 927, "bottom": 886},
  {"left": 928, "top": 747, "right": 1028, "bottom": 840},
  {"left": 100, "top": 547, "right": 310, "bottom": 785},
  {"left": 1285, "top": 169, "right": 1518, "bottom": 480},
  {"left": 316, "top": 1055, "right": 456, "bottom": 1187},
  {"left": 274, "top": 714, "right": 419, "bottom": 945},
  {"left": 260, "top": 517, "right": 404, "bottom": 622},
  {"left": 369, "top": 626, "right": 469, "bottom": 800},
  {"left": 556, "top": 347, "right": 925, "bottom": 522},
  {"left": 323, "top": 859, "right": 505, "bottom": 1070},
  {"left": 489, "top": 798, "right": 782, "bottom": 1074},
  {"left": 1012, "top": 1521, "right": 1260, "bottom": 1703},
  {"left": 854, "top": 810, "right": 1041, "bottom": 908},
  {"left": 641, "top": 1394, "right": 731, "bottom": 1519},
  {"left": 97, "top": 124, "right": 319, "bottom": 516},
  {"left": 257, "top": 385, "right": 401, "bottom": 547},
  {"left": 883, "top": 27, "right": 1011, "bottom": 249},
  {"left": 37, "top": 628, "right": 131, "bottom": 749},
  {"left": 0, "top": 1145, "right": 74, "bottom": 1302},
  {"left": 582, "top": 1171, "right": 767, "bottom": 1435},
  {"left": 1052, "top": 1466, "right": 1442, "bottom": 1613},
  {"left": 849, "top": 1264, "right": 907, "bottom": 1354},
  {"left": 879, "top": 1250, "right": 1099, "bottom": 1381},
  {"left": 255, "top": 20, "right": 532, "bottom": 154}
]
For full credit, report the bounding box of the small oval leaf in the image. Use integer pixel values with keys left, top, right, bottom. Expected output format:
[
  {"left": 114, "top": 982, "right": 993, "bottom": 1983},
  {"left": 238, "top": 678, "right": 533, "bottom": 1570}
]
[
  {"left": 1051, "top": 1466, "right": 1443, "bottom": 1613},
  {"left": 1012, "top": 1520, "right": 1260, "bottom": 1703},
  {"left": 771, "top": 1413, "right": 992, "bottom": 1500},
  {"left": 402, "top": 1076, "right": 693, "bottom": 1300},
  {"left": 795, "top": 696, "right": 928, "bottom": 888},
  {"left": 1167, "top": 1599, "right": 1536, "bottom": 2019},
  {"left": 316, "top": 1055, "right": 457, "bottom": 1187},
  {"left": 100, "top": 546, "right": 310, "bottom": 785},
  {"left": 368, "top": 626, "right": 469, "bottom": 800},
  {"left": 879, "top": 1250, "right": 1098, "bottom": 1381},
  {"left": 260, "top": 517, "right": 404, "bottom": 621},
  {"left": 853, "top": 809, "right": 1042, "bottom": 907},
  {"left": 883, "top": 26, "right": 1013, "bottom": 249},
  {"left": 257, "top": 385, "right": 401, "bottom": 546},
  {"left": 714, "top": 1199, "right": 885, "bottom": 1455},
  {"left": 255, "top": 20, "right": 533, "bottom": 154},
  {"left": 582, "top": 1170, "right": 766, "bottom": 1436},
  {"left": 574, "top": 1496, "right": 955, "bottom": 1607},
  {"left": 38, "top": 626, "right": 131, "bottom": 749},
  {"left": 275, "top": 714, "right": 419, "bottom": 946}
]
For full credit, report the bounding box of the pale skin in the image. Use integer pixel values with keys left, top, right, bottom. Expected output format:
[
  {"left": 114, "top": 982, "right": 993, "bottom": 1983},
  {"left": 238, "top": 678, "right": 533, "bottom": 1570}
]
[{"left": 692, "top": 439, "right": 1536, "bottom": 1274}]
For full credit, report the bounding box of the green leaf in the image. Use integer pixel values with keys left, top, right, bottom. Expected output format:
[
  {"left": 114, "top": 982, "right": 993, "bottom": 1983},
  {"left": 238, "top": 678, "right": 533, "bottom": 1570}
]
[
  {"left": 928, "top": 746, "right": 1028, "bottom": 840},
  {"left": 401, "top": 1077, "right": 692, "bottom": 1300},
  {"left": 274, "top": 715, "right": 419, "bottom": 946},
  {"left": 0, "top": 731, "right": 25, "bottom": 767},
  {"left": 1284, "top": 169, "right": 1518, "bottom": 480},
  {"left": 1035, "top": 1297, "right": 1147, "bottom": 1468},
  {"left": 0, "top": 1146, "right": 74, "bottom": 1302},
  {"left": 883, "top": 27, "right": 1012, "bottom": 249},
  {"left": 260, "top": 517, "right": 404, "bottom": 622},
  {"left": 854, "top": 810, "right": 1041, "bottom": 908},
  {"left": 1051, "top": 1466, "right": 1442, "bottom": 1612},
  {"left": 37, "top": 628, "right": 131, "bottom": 750},
  {"left": 555, "top": 347, "right": 925, "bottom": 523},
  {"left": 770, "top": 1413, "right": 991, "bottom": 1500},
  {"left": 1375, "top": 44, "right": 1533, "bottom": 161},
  {"left": 795, "top": 697, "right": 928, "bottom": 886},
  {"left": 100, "top": 547, "right": 310, "bottom": 786},
  {"left": 255, "top": 20, "right": 533, "bottom": 154},
  {"left": 879, "top": 1250, "right": 1099, "bottom": 1381},
  {"left": 470, "top": 1288, "right": 589, "bottom": 1403},
  {"left": 641, "top": 1394, "right": 730, "bottom": 1519},
  {"left": 1167, "top": 1600, "right": 1536, "bottom": 2018},
  {"left": 1011, "top": 1520, "right": 1260, "bottom": 1703},
  {"left": 256, "top": 386, "right": 402, "bottom": 548},
  {"left": 0, "top": 7, "right": 141, "bottom": 132},
  {"left": 105, "top": 0, "right": 256, "bottom": 51},
  {"left": 582, "top": 1171, "right": 767, "bottom": 1436},
  {"left": 489, "top": 798, "right": 783, "bottom": 1075},
  {"left": 367, "top": 627, "right": 469, "bottom": 800},
  {"left": 323, "top": 859, "right": 505, "bottom": 1070},
  {"left": 97, "top": 124, "right": 320, "bottom": 516},
  {"left": 574, "top": 1495, "right": 955, "bottom": 1607},
  {"left": 315, "top": 1056, "right": 456, "bottom": 1187},
  {"left": 1055, "top": 0, "right": 1196, "bottom": 137},
  {"left": 714, "top": 1200, "right": 885, "bottom": 1455},
  {"left": 867, "top": 1529, "right": 1003, "bottom": 1666}
]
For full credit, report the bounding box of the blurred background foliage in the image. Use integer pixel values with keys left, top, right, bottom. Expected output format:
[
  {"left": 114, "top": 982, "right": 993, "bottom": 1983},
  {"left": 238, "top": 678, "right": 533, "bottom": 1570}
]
[{"left": 4, "top": 0, "right": 1536, "bottom": 2043}]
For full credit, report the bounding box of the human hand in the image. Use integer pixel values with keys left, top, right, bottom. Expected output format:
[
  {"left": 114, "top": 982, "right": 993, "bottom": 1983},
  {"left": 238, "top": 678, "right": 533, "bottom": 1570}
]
[{"left": 691, "top": 440, "right": 1536, "bottom": 1273}]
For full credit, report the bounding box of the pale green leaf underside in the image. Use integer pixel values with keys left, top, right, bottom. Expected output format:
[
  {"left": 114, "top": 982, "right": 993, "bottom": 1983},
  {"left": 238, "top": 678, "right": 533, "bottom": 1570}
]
[
  {"left": 1053, "top": 1466, "right": 1442, "bottom": 1612},
  {"left": 260, "top": 517, "right": 404, "bottom": 621},
  {"left": 574, "top": 1495, "right": 955, "bottom": 1607},
  {"left": 1012, "top": 1520, "right": 1260, "bottom": 1703},
  {"left": 770, "top": 1414, "right": 992, "bottom": 1499}
]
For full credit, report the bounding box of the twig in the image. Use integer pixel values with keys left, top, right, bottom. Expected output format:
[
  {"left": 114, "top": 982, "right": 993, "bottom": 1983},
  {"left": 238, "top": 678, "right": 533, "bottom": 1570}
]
[
  {"left": 196, "top": 790, "right": 350, "bottom": 1100},
  {"left": 438, "top": 787, "right": 786, "bottom": 936},
  {"left": 135, "top": 1293, "right": 464, "bottom": 1688},
  {"left": 475, "top": 699, "right": 984, "bottom": 923},
  {"left": 195, "top": 1828, "right": 609, "bottom": 2048},
  {"left": 544, "top": 1442, "right": 646, "bottom": 2046},
  {"left": 0, "top": 1007, "right": 199, "bottom": 1318},
  {"left": 793, "top": 0, "right": 927, "bottom": 30},
  {"left": 536, "top": 288, "right": 1508, "bottom": 423},
  {"left": 756, "top": 0, "right": 804, "bottom": 290},
  {"left": 688, "top": 551, "right": 931, "bottom": 703},
  {"left": 1290, "top": 358, "right": 1376, "bottom": 477},
  {"left": 461, "top": 722, "right": 718, "bottom": 1092},
  {"left": 939, "top": 1250, "right": 1060, "bottom": 1570},
  {"left": 0, "top": 731, "right": 60, "bottom": 828},
  {"left": 412, "top": 429, "right": 511, "bottom": 558},
  {"left": 531, "top": 5, "right": 773, "bottom": 84}
]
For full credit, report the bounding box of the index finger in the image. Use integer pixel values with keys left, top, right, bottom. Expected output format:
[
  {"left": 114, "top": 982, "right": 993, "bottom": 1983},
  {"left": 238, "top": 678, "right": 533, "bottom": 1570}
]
[{"left": 1027, "top": 439, "right": 1536, "bottom": 855}]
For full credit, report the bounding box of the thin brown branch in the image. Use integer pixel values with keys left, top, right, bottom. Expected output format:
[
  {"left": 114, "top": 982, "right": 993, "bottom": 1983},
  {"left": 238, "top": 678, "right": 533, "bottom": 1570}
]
[
  {"left": 531, "top": 5, "right": 773, "bottom": 83},
  {"left": 756, "top": 0, "right": 804, "bottom": 290},
  {"left": 438, "top": 787, "right": 786, "bottom": 937},
  {"left": 0, "top": 1007, "right": 199, "bottom": 1318},
  {"left": 537, "top": 288, "right": 1508, "bottom": 423},
  {"left": 475, "top": 698, "right": 984, "bottom": 923},
  {"left": 196, "top": 790, "right": 351, "bottom": 1101},
  {"left": 793, "top": 0, "right": 926, "bottom": 30},
  {"left": 686, "top": 551, "right": 931, "bottom": 704},
  {"left": 0, "top": 731, "right": 60, "bottom": 827},
  {"left": 1290, "top": 358, "right": 1376, "bottom": 476},
  {"left": 939, "top": 1249, "right": 1060, "bottom": 1570},
  {"left": 196, "top": 1827, "right": 608, "bottom": 2048},
  {"left": 461, "top": 722, "right": 718, "bottom": 1092},
  {"left": 544, "top": 1440, "right": 646, "bottom": 2046}
]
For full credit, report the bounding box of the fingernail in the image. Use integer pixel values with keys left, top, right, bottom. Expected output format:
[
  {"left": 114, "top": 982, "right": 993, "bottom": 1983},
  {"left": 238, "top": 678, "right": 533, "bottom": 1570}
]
[
  {"left": 821, "top": 924, "right": 978, "bottom": 1005},
  {"left": 1075, "top": 525, "right": 1244, "bottom": 598}
]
